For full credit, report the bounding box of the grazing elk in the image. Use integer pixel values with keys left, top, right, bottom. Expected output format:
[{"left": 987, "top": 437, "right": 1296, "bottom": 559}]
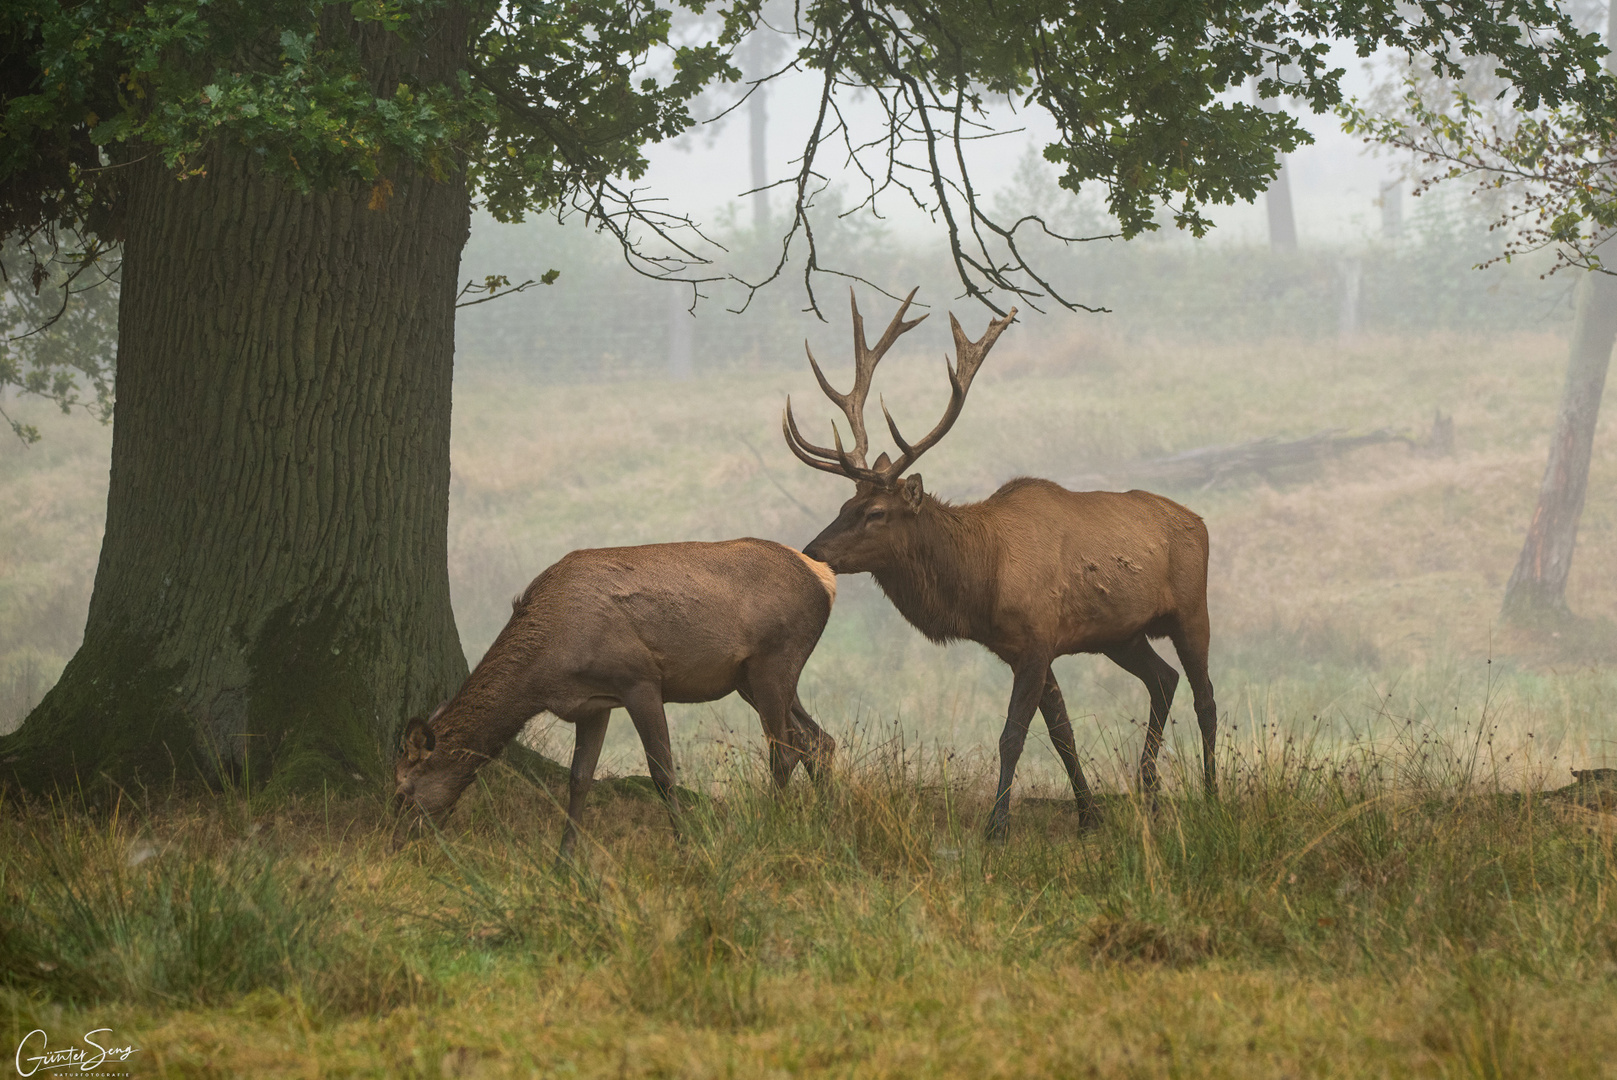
[
  {"left": 392, "top": 539, "right": 839, "bottom": 858},
  {"left": 783, "top": 289, "right": 1218, "bottom": 838}
]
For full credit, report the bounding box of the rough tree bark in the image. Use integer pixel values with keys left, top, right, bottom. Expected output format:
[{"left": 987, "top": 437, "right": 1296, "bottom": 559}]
[
  {"left": 1501, "top": 270, "right": 1617, "bottom": 623},
  {"left": 0, "top": 13, "right": 473, "bottom": 796}
]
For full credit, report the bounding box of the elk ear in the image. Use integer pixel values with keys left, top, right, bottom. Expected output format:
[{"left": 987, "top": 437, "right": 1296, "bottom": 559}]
[
  {"left": 899, "top": 474, "right": 925, "bottom": 511},
  {"left": 872, "top": 451, "right": 893, "bottom": 472},
  {"left": 400, "top": 717, "right": 436, "bottom": 762}
]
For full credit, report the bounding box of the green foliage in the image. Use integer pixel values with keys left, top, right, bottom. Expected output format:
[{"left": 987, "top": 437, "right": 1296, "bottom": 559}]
[
  {"left": 1344, "top": 78, "right": 1617, "bottom": 276},
  {"left": 0, "top": 0, "right": 741, "bottom": 236},
  {"left": 1, "top": 0, "right": 1613, "bottom": 411},
  {"left": 473, "top": 0, "right": 743, "bottom": 223},
  {"left": 0, "top": 240, "right": 115, "bottom": 443},
  {"left": 3, "top": 0, "right": 1612, "bottom": 260},
  {"left": 768, "top": 0, "right": 1617, "bottom": 306}
]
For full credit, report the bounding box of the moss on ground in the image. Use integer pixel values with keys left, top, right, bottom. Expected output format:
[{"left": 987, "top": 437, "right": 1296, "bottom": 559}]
[
  {"left": 0, "top": 630, "right": 197, "bottom": 800},
  {"left": 248, "top": 598, "right": 391, "bottom": 798}
]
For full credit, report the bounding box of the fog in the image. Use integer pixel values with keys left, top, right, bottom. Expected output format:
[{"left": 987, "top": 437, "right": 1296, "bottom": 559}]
[
  {"left": 2, "top": 48, "right": 1613, "bottom": 792},
  {"left": 436, "top": 70, "right": 1612, "bottom": 786}
]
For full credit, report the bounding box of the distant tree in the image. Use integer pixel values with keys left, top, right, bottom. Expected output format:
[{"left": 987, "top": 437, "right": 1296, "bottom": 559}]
[
  {"left": 1346, "top": 0, "right": 1617, "bottom": 625},
  {"left": 1, "top": 0, "right": 1611, "bottom": 795},
  {"left": 1253, "top": 78, "right": 1299, "bottom": 251}
]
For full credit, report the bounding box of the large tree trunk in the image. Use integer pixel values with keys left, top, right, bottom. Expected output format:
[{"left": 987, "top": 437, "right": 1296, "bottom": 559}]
[
  {"left": 1501, "top": 270, "right": 1617, "bottom": 624},
  {"left": 0, "top": 15, "right": 473, "bottom": 796}
]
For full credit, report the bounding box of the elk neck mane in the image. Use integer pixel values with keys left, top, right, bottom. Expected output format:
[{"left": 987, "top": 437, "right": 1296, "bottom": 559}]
[
  {"left": 434, "top": 584, "right": 555, "bottom": 756},
  {"left": 870, "top": 492, "right": 999, "bottom": 644}
]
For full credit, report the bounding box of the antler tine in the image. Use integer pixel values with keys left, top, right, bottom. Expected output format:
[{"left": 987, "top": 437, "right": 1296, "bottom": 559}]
[
  {"left": 783, "top": 400, "right": 884, "bottom": 483},
  {"left": 782, "top": 407, "right": 852, "bottom": 476},
  {"left": 802, "top": 343, "right": 845, "bottom": 410},
  {"left": 882, "top": 306, "right": 1018, "bottom": 481},
  {"left": 840, "top": 287, "right": 928, "bottom": 469},
  {"left": 946, "top": 305, "right": 1016, "bottom": 389},
  {"left": 784, "top": 396, "right": 842, "bottom": 464},
  {"left": 858, "top": 286, "right": 928, "bottom": 368},
  {"left": 879, "top": 396, "right": 914, "bottom": 458},
  {"left": 783, "top": 287, "right": 932, "bottom": 484}
]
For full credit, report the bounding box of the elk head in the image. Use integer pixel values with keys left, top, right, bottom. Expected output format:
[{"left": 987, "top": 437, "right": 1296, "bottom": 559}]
[
  {"left": 784, "top": 289, "right": 1016, "bottom": 573},
  {"left": 390, "top": 702, "right": 463, "bottom": 846}
]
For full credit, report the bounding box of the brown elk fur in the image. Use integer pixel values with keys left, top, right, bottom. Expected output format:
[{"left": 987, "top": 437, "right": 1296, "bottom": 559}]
[
  {"left": 787, "top": 291, "right": 1217, "bottom": 838},
  {"left": 392, "top": 538, "right": 837, "bottom": 858}
]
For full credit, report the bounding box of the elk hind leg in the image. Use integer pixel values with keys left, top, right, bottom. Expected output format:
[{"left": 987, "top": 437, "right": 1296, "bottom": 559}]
[
  {"left": 740, "top": 657, "right": 804, "bottom": 789},
  {"left": 1039, "top": 671, "right": 1101, "bottom": 827},
  {"left": 558, "top": 709, "right": 610, "bottom": 865},
  {"left": 1104, "top": 636, "right": 1180, "bottom": 796},
  {"left": 738, "top": 682, "right": 808, "bottom": 786},
  {"left": 789, "top": 695, "right": 835, "bottom": 782},
  {"left": 988, "top": 656, "right": 1053, "bottom": 842},
  {"left": 1169, "top": 608, "right": 1219, "bottom": 797},
  {"left": 622, "top": 686, "right": 684, "bottom": 836}
]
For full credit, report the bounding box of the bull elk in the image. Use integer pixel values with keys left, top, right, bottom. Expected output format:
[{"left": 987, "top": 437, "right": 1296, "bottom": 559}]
[
  {"left": 392, "top": 539, "right": 839, "bottom": 858},
  {"left": 783, "top": 289, "right": 1218, "bottom": 838}
]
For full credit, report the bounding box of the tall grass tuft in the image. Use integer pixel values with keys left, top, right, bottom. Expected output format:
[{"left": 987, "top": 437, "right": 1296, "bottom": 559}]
[
  {"left": 0, "top": 798, "right": 428, "bottom": 1013},
  {"left": 2, "top": 715, "right": 1614, "bottom": 1070}
]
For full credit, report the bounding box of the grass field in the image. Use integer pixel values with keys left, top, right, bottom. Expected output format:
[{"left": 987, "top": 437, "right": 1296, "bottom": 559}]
[
  {"left": 2, "top": 320, "right": 1616, "bottom": 1074},
  {"left": 4, "top": 741, "right": 1617, "bottom": 1076}
]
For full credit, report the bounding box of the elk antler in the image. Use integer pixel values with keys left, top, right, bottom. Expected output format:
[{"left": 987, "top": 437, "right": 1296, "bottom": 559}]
[
  {"left": 783, "top": 287, "right": 927, "bottom": 484},
  {"left": 877, "top": 306, "right": 1017, "bottom": 481}
]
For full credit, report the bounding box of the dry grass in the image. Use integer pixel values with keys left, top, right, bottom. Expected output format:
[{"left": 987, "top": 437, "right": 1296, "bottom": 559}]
[
  {"left": 3, "top": 324, "right": 1616, "bottom": 1073},
  {"left": 5, "top": 734, "right": 1617, "bottom": 1077},
  {"left": 440, "top": 325, "right": 1614, "bottom": 779},
  {"left": 3, "top": 326, "right": 1614, "bottom": 771}
]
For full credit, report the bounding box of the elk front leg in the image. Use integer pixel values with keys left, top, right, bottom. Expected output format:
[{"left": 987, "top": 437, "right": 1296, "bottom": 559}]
[
  {"left": 558, "top": 709, "right": 610, "bottom": 864},
  {"left": 1039, "top": 671, "right": 1101, "bottom": 828},
  {"left": 622, "top": 685, "right": 683, "bottom": 836},
  {"left": 987, "top": 657, "right": 1053, "bottom": 842},
  {"left": 1104, "top": 636, "right": 1180, "bottom": 796}
]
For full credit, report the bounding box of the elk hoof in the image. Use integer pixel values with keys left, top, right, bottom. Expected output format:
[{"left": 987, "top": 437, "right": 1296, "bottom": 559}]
[{"left": 1076, "top": 801, "right": 1103, "bottom": 831}]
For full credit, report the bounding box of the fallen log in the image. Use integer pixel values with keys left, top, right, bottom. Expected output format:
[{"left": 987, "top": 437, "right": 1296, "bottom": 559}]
[
  {"left": 1067, "top": 426, "right": 1421, "bottom": 491},
  {"left": 1130, "top": 427, "right": 1412, "bottom": 489}
]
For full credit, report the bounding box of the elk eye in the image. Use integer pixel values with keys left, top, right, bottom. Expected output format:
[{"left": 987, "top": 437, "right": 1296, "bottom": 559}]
[{"left": 864, "top": 509, "right": 886, "bottom": 524}]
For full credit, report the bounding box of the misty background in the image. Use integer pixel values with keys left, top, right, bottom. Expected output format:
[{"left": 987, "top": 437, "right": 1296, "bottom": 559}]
[{"left": 2, "top": 40, "right": 1613, "bottom": 791}]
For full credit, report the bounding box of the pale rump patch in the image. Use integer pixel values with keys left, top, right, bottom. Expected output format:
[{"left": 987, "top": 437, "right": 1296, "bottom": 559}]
[{"left": 793, "top": 550, "right": 837, "bottom": 606}]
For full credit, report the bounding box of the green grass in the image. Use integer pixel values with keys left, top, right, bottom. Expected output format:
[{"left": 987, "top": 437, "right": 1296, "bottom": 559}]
[{"left": 3, "top": 733, "right": 1616, "bottom": 1076}]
